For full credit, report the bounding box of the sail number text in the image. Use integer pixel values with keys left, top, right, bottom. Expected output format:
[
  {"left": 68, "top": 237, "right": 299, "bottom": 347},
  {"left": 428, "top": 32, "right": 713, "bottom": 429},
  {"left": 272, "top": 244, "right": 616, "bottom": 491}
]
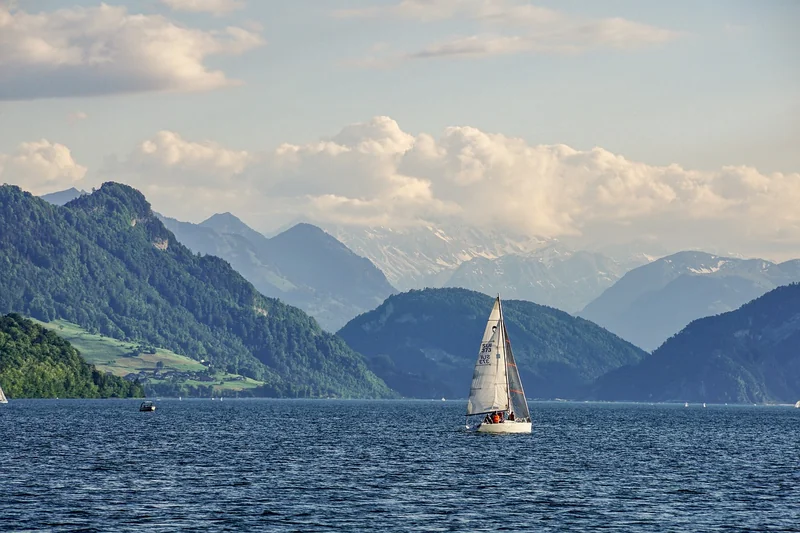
[{"left": 478, "top": 342, "right": 493, "bottom": 364}]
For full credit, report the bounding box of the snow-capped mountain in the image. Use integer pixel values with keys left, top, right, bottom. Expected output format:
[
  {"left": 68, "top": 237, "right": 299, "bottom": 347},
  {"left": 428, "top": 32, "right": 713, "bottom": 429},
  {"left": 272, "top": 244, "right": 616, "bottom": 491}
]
[
  {"left": 580, "top": 251, "right": 800, "bottom": 351},
  {"left": 442, "top": 245, "right": 633, "bottom": 313},
  {"left": 324, "top": 223, "right": 550, "bottom": 291}
]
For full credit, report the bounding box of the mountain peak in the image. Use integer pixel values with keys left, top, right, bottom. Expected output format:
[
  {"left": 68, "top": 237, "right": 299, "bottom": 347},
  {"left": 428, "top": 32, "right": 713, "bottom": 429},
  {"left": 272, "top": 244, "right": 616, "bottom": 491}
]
[
  {"left": 200, "top": 212, "right": 267, "bottom": 244},
  {"left": 202, "top": 212, "right": 243, "bottom": 225},
  {"left": 272, "top": 222, "right": 355, "bottom": 252},
  {"left": 39, "top": 187, "right": 89, "bottom": 206},
  {"left": 280, "top": 222, "right": 328, "bottom": 237},
  {"left": 66, "top": 182, "right": 153, "bottom": 220}
]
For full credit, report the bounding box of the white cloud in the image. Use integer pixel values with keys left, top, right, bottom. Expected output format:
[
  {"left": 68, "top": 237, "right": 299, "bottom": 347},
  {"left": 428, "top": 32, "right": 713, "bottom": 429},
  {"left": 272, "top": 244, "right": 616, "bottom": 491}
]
[
  {"left": 0, "top": 139, "right": 87, "bottom": 195},
  {"left": 101, "top": 129, "right": 260, "bottom": 220},
  {"left": 0, "top": 3, "right": 264, "bottom": 100},
  {"left": 104, "top": 117, "right": 800, "bottom": 258},
  {"left": 160, "top": 0, "right": 245, "bottom": 15},
  {"left": 335, "top": 0, "right": 678, "bottom": 65},
  {"left": 119, "top": 129, "right": 255, "bottom": 184}
]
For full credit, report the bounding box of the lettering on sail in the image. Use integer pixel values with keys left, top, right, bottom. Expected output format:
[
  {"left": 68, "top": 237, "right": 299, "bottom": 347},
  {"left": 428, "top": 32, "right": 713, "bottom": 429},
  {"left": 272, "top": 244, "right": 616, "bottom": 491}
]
[{"left": 478, "top": 342, "right": 493, "bottom": 365}]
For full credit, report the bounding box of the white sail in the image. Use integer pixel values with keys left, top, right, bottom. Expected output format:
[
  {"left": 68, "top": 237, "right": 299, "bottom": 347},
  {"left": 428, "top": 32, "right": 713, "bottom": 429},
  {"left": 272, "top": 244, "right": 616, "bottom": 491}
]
[
  {"left": 466, "top": 298, "right": 509, "bottom": 415},
  {"left": 0, "top": 384, "right": 7, "bottom": 404}
]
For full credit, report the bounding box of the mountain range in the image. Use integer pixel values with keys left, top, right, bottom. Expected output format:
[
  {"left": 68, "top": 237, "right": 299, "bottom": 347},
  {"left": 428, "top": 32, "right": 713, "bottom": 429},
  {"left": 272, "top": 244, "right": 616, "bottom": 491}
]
[
  {"left": 2, "top": 182, "right": 392, "bottom": 398},
  {"left": 159, "top": 214, "right": 396, "bottom": 332},
  {"left": 337, "top": 287, "right": 647, "bottom": 399},
  {"left": 324, "top": 223, "right": 550, "bottom": 291},
  {"left": 28, "top": 186, "right": 800, "bottom": 403},
  {"left": 580, "top": 251, "right": 800, "bottom": 351},
  {"left": 590, "top": 283, "right": 800, "bottom": 403},
  {"left": 442, "top": 245, "right": 635, "bottom": 313},
  {"left": 40, "top": 188, "right": 396, "bottom": 332}
]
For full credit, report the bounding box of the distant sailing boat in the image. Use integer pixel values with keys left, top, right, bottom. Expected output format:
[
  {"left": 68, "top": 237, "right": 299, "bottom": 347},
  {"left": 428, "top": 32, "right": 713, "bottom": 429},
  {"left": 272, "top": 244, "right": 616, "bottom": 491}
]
[
  {"left": 0, "top": 383, "right": 7, "bottom": 404},
  {"left": 466, "top": 296, "right": 532, "bottom": 434}
]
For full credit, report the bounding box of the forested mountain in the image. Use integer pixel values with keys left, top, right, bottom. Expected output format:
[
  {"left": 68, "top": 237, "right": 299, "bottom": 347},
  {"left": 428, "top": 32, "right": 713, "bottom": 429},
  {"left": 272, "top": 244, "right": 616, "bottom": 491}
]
[
  {"left": 159, "top": 214, "right": 396, "bottom": 331},
  {"left": 337, "top": 288, "right": 646, "bottom": 399},
  {"left": 590, "top": 283, "right": 800, "bottom": 403},
  {"left": 0, "top": 183, "right": 392, "bottom": 398},
  {"left": 581, "top": 251, "right": 800, "bottom": 351},
  {"left": 0, "top": 313, "right": 143, "bottom": 399}
]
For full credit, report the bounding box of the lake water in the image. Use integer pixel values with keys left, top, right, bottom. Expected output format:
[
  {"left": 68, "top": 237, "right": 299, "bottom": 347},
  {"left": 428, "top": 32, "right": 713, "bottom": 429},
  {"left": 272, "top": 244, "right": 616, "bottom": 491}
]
[{"left": 1, "top": 400, "right": 798, "bottom": 532}]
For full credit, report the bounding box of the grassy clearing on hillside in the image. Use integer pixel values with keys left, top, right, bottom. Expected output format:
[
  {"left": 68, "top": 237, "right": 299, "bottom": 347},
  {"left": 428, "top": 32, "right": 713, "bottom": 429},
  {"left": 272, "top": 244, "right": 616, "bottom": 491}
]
[
  {"left": 149, "top": 375, "right": 264, "bottom": 393},
  {"left": 32, "top": 319, "right": 263, "bottom": 393},
  {"left": 33, "top": 319, "right": 204, "bottom": 374}
]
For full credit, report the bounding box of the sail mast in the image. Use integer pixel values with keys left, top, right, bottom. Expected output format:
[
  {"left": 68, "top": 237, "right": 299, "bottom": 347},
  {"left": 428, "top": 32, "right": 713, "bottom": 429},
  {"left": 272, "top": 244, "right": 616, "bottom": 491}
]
[{"left": 497, "top": 295, "right": 511, "bottom": 410}]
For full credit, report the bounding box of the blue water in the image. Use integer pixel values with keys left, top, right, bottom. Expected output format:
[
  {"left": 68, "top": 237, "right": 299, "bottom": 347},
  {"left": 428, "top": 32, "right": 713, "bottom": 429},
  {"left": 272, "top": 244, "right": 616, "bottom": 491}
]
[{"left": 1, "top": 400, "right": 798, "bottom": 532}]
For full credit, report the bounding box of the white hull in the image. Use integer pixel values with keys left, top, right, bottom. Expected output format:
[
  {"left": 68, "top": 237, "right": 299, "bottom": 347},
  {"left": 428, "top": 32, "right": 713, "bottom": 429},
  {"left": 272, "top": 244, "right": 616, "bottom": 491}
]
[{"left": 476, "top": 421, "right": 531, "bottom": 434}]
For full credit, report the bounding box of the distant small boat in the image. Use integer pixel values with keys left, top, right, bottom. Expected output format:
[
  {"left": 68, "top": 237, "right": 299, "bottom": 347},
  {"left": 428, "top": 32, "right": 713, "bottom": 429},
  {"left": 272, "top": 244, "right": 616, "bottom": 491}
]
[
  {"left": 795, "top": 401, "right": 800, "bottom": 409},
  {"left": 0, "top": 383, "right": 8, "bottom": 404},
  {"left": 139, "top": 401, "right": 156, "bottom": 412},
  {"left": 684, "top": 402, "right": 688, "bottom": 407},
  {"left": 703, "top": 403, "right": 707, "bottom": 408}
]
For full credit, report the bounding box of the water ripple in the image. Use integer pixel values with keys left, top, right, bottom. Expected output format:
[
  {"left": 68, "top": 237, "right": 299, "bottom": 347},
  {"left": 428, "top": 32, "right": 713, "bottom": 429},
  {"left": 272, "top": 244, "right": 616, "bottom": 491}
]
[{"left": 1, "top": 400, "right": 798, "bottom": 532}]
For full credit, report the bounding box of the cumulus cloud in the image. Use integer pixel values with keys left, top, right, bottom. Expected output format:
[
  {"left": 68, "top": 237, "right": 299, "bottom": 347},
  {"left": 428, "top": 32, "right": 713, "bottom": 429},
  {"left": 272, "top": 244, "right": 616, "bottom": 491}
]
[
  {"left": 101, "top": 129, "right": 261, "bottom": 221},
  {"left": 105, "top": 117, "right": 800, "bottom": 257},
  {"left": 0, "top": 3, "right": 264, "bottom": 100},
  {"left": 111, "top": 130, "right": 255, "bottom": 187},
  {"left": 335, "top": 0, "right": 678, "bottom": 65},
  {"left": 0, "top": 139, "right": 88, "bottom": 194},
  {"left": 160, "top": 0, "right": 245, "bottom": 15}
]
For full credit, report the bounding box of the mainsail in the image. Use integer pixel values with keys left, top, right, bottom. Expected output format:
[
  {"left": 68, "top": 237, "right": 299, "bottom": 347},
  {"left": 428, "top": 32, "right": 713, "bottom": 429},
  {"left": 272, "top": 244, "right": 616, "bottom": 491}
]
[{"left": 466, "top": 298, "right": 510, "bottom": 415}]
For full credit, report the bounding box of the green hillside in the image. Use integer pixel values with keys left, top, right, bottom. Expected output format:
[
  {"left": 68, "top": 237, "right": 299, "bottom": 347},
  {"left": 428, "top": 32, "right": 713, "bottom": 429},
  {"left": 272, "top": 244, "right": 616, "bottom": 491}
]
[
  {"left": 32, "top": 319, "right": 264, "bottom": 397},
  {"left": 0, "top": 313, "right": 144, "bottom": 399},
  {"left": 338, "top": 287, "right": 647, "bottom": 399},
  {"left": 590, "top": 283, "right": 800, "bottom": 403},
  {"left": 0, "top": 183, "right": 393, "bottom": 398}
]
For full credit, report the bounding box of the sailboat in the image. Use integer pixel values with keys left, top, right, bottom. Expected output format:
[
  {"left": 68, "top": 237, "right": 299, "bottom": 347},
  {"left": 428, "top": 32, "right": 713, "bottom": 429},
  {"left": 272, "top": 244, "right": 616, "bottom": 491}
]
[
  {"left": 0, "top": 383, "right": 9, "bottom": 404},
  {"left": 466, "top": 296, "right": 532, "bottom": 434}
]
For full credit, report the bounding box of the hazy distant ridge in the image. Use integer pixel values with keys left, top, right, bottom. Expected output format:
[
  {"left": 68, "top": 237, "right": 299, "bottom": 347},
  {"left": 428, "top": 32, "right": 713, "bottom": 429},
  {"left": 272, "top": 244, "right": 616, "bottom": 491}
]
[{"left": 581, "top": 251, "right": 800, "bottom": 351}]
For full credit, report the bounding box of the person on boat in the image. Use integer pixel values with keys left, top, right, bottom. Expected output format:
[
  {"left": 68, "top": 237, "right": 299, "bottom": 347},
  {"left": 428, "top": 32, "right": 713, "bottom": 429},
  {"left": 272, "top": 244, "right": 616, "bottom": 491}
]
[
  {"left": 491, "top": 412, "right": 501, "bottom": 424},
  {"left": 508, "top": 411, "right": 516, "bottom": 421},
  {"left": 483, "top": 413, "right": 492, "bottom": 424}
]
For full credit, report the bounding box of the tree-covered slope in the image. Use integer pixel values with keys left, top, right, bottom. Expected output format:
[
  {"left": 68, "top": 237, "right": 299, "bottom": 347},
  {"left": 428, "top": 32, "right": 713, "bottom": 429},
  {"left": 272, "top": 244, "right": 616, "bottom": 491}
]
[
  {"left": 0, "top": 183, "right": 392, "bottom": 398},
  {"left": 337, "top": 288, "right": 647, "bottom": 399},
  {"left": 0, "top": 313, "right": 144, "bottom": 399},
  {"left": 590, "top": 283, "right": 800, "bottom": 403}
]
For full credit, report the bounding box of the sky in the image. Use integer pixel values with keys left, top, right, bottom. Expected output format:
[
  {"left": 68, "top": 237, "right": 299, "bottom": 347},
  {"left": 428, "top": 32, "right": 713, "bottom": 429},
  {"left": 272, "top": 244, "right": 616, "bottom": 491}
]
[{"left": 0, "top": 0, "right": 798, "bottom": 259}]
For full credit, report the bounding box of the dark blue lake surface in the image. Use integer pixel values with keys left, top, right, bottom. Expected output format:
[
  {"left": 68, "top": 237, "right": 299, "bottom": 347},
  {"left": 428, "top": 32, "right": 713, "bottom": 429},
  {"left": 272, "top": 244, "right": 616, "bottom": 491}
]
[{"left": 1, "top": 400, "right": 799, "bottom": 532}]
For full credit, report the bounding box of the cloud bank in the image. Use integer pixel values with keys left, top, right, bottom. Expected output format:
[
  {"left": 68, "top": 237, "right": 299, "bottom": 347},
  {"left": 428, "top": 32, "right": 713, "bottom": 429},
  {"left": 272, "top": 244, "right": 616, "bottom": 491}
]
[
  {"left": 0, "top": 3, "right": 264, "bottom": 100},
  {"left": 0, "top": 140, "right": 87, "bottom": 195},
  {"left": 336, "top": 0, "right": 678, "bottom": 65},
  {"left": 95, "top": 117, "right": 800, "bottom": 259}
]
